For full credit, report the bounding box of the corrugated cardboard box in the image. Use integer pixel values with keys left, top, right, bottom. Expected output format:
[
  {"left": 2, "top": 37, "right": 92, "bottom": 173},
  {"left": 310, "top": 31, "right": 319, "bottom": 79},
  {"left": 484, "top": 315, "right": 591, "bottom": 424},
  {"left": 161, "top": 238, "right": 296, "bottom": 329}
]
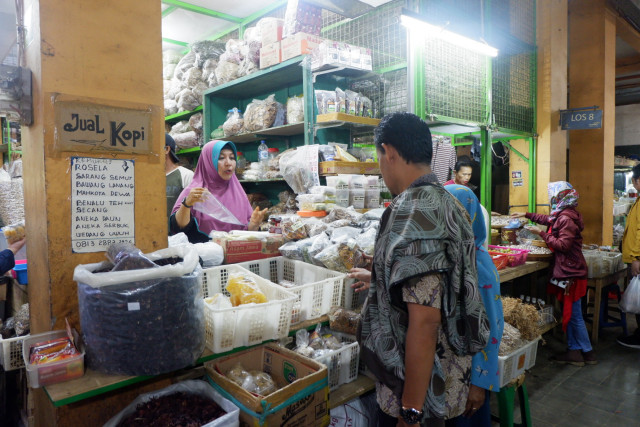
[
  {"left": 281, "top": 32, "right": 324, "bottom": 62},
  {"left": 212, "top": 233, "right": 283, "bottom": 263},
  {"left": 205, "top": 343, "right": 329, "bottom": 427},
  {"left": 260, "top": 41, "right": 281, "bottom": 69},
  {"left": 259, "top": 19, "right": 283, "bottom": 45}
]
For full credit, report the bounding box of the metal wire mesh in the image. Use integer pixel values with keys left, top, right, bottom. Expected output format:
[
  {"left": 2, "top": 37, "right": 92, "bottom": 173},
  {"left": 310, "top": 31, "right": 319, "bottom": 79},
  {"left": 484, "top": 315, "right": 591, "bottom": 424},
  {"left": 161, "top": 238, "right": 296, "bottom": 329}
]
[
  {"left": 424, "top": 39, "right": 489, "bottom": 124},
  {"left": 322, "top": 0, "right": 407, "bottom": 71},
  {"left": 490, "top": 0, "right": 536, "bottom": 133}
]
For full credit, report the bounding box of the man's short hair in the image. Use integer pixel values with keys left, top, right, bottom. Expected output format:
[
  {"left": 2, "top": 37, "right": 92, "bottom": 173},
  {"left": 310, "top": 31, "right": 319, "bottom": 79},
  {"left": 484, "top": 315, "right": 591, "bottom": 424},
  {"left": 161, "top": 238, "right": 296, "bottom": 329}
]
[{"left": 374, "top": 112, "right": 433, "bottom": 165}]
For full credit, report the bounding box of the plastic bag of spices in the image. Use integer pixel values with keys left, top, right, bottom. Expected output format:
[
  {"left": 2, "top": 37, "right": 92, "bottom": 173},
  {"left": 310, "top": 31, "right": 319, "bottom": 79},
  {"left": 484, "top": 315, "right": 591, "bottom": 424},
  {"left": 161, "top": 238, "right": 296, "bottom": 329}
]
[{"left": 74, "top": 245, "right": 204, "bottom": 376}]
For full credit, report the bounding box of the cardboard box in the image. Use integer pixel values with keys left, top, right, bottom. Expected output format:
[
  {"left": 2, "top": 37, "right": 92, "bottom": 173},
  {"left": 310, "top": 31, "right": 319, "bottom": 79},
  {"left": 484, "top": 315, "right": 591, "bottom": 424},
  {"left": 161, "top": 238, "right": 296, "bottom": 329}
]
[
  {"left": 319, "top": 161, "right": 380, "bottom": 176},
  {"left": 281, "top": 32, "right": 324, "bottom": 62},
  {"left": 260, "top": 41, "right": 281, "bottom": 69},
  {"left": 205, "top": 343, "right": 329, "bottom": 427},
  {"left": 212, "top": 233, "right": 283, "bottom": 264},
  {"left": 259, "top": 18, "right": 284, "bottom": 45}
]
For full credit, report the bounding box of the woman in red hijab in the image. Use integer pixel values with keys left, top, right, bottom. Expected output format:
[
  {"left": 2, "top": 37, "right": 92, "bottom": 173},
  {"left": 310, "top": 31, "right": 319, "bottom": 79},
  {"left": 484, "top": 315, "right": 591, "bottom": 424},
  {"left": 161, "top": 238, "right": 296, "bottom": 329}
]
[{"left": 170, "top": 140, "right": 266, "bottom": 243}]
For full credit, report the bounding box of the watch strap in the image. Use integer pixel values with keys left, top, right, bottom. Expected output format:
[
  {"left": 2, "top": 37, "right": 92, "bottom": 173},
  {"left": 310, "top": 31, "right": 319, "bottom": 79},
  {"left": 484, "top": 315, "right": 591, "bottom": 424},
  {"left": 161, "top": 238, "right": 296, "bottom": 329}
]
[{"left": 181, "top": 197, "right": 193, "bottom": 208}]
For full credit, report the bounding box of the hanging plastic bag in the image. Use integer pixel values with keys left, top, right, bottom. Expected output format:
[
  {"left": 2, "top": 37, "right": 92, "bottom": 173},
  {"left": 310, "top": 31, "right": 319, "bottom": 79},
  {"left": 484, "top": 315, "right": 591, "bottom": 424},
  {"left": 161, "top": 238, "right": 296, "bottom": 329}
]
[
  {"left": 621, "top": 276, "right": 640, "bottom": 314},
  {"left": 192, "top": 191, "right": 243, "bottom": 225}
]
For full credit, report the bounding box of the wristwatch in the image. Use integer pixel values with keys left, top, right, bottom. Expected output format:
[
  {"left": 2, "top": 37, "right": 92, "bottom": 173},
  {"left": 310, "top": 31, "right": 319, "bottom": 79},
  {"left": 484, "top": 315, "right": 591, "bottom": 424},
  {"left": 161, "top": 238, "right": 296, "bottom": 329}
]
[
  {"left": 400, "top": 406, "right": 423, "bottom": 425},
  {"left": 181, "top": 197, "right": 193, "bottom": 208}
]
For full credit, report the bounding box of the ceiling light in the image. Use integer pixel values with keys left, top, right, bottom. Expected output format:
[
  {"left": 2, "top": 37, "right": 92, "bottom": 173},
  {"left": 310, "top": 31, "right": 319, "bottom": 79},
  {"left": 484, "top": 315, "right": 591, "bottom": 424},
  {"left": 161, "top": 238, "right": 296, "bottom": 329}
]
[{"left": 400, "top": 9, "right": 498, "bottom": 57}]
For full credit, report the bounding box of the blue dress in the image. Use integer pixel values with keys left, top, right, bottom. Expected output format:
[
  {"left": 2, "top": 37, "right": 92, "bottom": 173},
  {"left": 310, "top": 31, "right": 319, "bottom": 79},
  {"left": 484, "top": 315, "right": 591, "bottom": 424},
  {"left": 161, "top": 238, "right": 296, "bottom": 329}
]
[{"left": 446, "top": 184, "right": 504, "bottom": 392}]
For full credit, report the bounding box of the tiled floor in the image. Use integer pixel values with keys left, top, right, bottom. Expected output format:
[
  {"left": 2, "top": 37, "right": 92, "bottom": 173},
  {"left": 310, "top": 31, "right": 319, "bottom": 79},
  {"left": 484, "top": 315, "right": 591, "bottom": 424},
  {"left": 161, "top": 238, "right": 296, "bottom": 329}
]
[{"left": 500, "top": 318, "right": 640, "bottom": 426}]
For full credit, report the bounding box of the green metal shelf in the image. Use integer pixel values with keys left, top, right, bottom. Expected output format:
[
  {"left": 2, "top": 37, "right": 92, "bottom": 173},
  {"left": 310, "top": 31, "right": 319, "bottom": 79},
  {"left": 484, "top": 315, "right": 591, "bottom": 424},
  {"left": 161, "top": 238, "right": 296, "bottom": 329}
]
[
  {"left": 225, "top": 122, "right": 305, "bottom": 143},
  {"left": 165, "top": 105, "right": 203, "bottom": 125},
  {"left": 203, "top": 56, "right": 306, "bottom": 100},
  {"left": 176, "top": 146, "right": 202, "bottom": 155}
]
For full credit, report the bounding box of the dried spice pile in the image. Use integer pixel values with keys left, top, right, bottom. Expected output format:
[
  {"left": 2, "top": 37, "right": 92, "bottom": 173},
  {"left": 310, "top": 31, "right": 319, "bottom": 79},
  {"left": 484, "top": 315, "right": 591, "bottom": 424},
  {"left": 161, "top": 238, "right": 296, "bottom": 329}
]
[
  {"left": 117, "top": 392, "right": 226, "bottom": 427},
  {"left": 501, "top": 297, "right": 541, "bottom": 341}
]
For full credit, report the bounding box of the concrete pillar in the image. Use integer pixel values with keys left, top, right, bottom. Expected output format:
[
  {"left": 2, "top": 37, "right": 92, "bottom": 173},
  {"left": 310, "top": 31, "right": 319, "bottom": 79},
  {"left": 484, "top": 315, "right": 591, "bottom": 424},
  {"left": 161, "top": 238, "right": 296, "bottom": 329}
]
[
  {"left": 568, "top": 0, "right": 616, "bottom": 245},
  {"left": 23, "top": 0, "right": 165, "bottom": 424},
  {"left": 536, "top": 0, "right": 568, "bottom": 215}
]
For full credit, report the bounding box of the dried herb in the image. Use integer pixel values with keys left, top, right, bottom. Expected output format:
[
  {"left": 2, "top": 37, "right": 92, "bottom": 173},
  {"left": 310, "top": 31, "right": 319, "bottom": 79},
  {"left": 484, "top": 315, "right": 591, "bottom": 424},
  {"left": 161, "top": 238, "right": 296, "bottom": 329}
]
[
  {"left": 117, "top": 392, "right": 226, "bottom": 427},
  {"left": 78, "top": 259, "right": 204, "bottom": 376}
]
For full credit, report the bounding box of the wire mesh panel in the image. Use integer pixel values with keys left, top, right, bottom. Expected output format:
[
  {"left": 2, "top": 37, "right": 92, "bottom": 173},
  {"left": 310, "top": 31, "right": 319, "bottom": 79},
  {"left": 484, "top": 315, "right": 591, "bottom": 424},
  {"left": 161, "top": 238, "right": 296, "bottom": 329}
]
[
  {"left": 489, "top": 0, "right": 536, "bottom": 133},
  {"left": 322, "top": 0, "right": 407, "bottom": 71},
  {"left": 424, "top": 40, "right": 489, "bottom": 124}
]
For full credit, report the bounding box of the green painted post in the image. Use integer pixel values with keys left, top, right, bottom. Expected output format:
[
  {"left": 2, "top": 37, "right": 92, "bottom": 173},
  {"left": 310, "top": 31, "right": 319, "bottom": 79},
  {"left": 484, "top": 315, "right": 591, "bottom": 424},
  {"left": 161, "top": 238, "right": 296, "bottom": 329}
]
[
  {"left": 529, "top": 137, "right": 537, "bottom": 212},
  {"left": 481, "top": 127, "right": 492, "bottom": 209},
  {"left": 303, "top": 61, "right": 314, "bottom": 145}
]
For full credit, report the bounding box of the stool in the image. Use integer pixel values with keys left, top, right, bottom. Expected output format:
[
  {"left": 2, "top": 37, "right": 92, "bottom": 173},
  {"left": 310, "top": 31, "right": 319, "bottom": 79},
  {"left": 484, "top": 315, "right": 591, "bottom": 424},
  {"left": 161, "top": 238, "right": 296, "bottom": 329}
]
[
  {"left": 491, "top": 374, "right": 532, "bottom": 427},
  {"left": 583, "top": 283, "right": 628, "bottom": 336}
]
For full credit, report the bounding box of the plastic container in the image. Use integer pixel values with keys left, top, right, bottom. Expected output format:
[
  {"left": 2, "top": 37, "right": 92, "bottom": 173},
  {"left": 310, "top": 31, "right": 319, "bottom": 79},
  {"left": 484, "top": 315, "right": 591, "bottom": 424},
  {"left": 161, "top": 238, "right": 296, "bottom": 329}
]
[
  {"left": 237, "top": 257, "right": 346, "bottom": 324},
  {"left": 491, "top": 254, "right": 509, "bottom": 270},
  {"left": 258, "top": 140, "right": 269, "bottom": 177},
  {"left": 23, "top": 330, "right": 85, "bottom": 388},
  {"left": 201, "top": 265, "right": 297, "bottom": 353},
  {"left": 349, "top": 189, "right": 365, "bottom": 209},
  {"left": 341, "top": 278, "right": 367, "bottom": 310},
  {"left": 488, "top": 245, "right": 529, "bottom": 267},
  {"left": 313, "top": 331, "right": 360, "bottom": 391},
  {"left": 267, "top": 147, "right": 280, "bottom": 160},
  {"left": 0, "top": 334, "right": 29, "bottom": 370},
  {"left": 13, "top": 262, "right": 27, "bottom": 284},
  {"left": 498, "top": 337, "right": 540, "bottom": 387},
  {"left": 235, "top": 151, "right": 247, "bottom": 177}
]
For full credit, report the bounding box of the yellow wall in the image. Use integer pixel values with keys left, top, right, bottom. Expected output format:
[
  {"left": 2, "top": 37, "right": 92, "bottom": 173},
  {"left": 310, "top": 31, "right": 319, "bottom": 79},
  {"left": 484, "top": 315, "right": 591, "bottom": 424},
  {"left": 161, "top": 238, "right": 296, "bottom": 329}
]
[{"left": 508, "top": 139, "right": 532, "bottom": 214}]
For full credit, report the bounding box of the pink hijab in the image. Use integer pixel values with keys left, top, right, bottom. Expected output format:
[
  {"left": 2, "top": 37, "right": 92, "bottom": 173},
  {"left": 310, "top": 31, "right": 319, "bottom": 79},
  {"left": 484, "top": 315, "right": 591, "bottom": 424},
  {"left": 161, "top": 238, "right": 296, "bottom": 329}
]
[{"left": 171, "top": 140, "right": 253, "bottom": 233}]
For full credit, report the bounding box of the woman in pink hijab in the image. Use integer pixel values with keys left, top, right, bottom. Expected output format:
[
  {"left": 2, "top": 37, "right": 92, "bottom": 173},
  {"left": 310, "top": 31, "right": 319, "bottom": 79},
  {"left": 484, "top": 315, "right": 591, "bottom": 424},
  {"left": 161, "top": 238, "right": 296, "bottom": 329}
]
[{"left": 170, "top": 140, "right": 267, "bottom": 243}]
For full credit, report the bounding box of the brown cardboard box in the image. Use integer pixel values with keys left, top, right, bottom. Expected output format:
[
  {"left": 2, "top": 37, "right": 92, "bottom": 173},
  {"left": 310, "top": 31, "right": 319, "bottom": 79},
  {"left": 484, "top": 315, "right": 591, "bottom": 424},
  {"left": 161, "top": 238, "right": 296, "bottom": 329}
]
[
  {"left": 259, "top": 19, "right": 284, "bottom": 45},
  {"left": 212, "top": 233, "right": 283, "bottom": 264},
  {"left": 205, "top": 343, "right": 329, "bottom": 427},
  {"left": 281, "top": 32, "right": 324, "bottom": 62},
  {"left": 260, "top": 41, "right": 281, "bottom": 69}
]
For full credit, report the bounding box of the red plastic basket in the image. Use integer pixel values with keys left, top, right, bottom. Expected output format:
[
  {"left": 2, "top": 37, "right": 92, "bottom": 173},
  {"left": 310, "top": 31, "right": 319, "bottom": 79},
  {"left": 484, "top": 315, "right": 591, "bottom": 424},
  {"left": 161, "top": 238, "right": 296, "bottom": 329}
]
[
  {"left": 491, "top": 254, "right": 509, "bottom": 270},
  {"left": 488, "top": 245, "right": 529, "bottom": 267}
]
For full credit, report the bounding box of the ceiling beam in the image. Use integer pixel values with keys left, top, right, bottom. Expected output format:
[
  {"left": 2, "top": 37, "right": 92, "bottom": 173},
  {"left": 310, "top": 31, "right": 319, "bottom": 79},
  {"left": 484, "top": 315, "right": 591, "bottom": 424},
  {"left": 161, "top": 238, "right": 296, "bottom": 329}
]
[
  {"left": 616, "top": 53, "right": 640, "bottom": 67},
  {"left": 162, "top": 37, "right": 189, "bottom": 47},
  {"left": 617, "top": 14, "right": 640, "bottom": 53},
  {"left": 162, "top": 5, "right": 178, "bottom": 18},
  {"left": 161, "top": 0, "right": 243, "bottom": 23},
  {"left": 617, "top": 60, "right": 640, "bottom": 75}
]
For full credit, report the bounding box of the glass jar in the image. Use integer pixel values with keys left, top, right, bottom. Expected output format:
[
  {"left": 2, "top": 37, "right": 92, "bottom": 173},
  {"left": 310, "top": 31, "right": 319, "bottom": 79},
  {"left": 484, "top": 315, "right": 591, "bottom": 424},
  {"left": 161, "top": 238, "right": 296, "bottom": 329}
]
[{"left": 267, "top": 147, "right": 280, "bottom": 160}]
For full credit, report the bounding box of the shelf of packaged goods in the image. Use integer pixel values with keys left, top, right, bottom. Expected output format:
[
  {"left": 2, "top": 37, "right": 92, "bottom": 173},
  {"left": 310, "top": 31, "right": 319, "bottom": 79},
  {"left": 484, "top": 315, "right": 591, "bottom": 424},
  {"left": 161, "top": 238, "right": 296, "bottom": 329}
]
[
  {"left": 225, "top": 122, "right": 305, "bottom": 144},
  {"left": 204, "top": 56, "right": 306, "bottom": 100},
  {"left": 315, "top": 112, "right": 380, "bottom": 129},
  {"left": 312, "top": 63, "right": 378, "bottom": 82},
  {"left": 165, "top": 105, "right": 203, "bottom": 125}
]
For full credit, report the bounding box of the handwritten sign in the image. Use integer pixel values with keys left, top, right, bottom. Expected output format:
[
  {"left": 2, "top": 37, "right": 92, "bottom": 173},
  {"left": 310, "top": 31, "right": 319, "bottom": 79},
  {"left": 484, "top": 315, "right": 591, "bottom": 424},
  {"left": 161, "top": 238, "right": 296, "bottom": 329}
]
[
  {"left": 71, "top": 157, "right": 135, "bottom": 253},
  {"left": 55, "top": 101, "right": 152, "bottom": 154}
]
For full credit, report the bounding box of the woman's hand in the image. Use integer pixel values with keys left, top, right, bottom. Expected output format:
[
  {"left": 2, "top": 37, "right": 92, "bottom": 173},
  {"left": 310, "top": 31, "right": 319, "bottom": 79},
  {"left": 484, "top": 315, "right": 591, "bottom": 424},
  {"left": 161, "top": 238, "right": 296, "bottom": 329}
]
[
  {"left": 525, "top": 225, "right": 543, "bottom": 236},
  {"left": 348, "top": 267, "right": 371, "bottom": 293},
  {"left": 632, "top": 260, "right": 640, "bottom": 277},
  {"left": 462, "top": 385, "right": 486, "bottom": 418},
  {"left": 185, "top": 187, "right": 207, "bottom": 207},
  {"left": 248, "top": 206, "right": 268, "bottom": 231},
  {"left": 511, "top": 212, "right": 526, "bottom": 219},
  {"left": 8, "top": 238, "right": 26, "bottom": 255}
]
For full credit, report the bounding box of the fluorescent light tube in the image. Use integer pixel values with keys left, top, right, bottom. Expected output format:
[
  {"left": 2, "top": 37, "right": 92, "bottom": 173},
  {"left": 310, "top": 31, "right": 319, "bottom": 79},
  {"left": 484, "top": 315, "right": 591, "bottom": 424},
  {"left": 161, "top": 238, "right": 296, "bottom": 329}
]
[{"left": 400, "top": 13, "right": 498, "bottom": 57}]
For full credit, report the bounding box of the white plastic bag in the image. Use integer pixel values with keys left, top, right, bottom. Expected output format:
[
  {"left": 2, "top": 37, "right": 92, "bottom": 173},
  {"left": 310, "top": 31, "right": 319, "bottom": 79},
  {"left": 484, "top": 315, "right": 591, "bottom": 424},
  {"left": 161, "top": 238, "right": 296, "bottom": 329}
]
[
  {"left": 621, "top": 276, "right": 640, "bottom": 314},
  {"left": 103, "top": 380, "right": 240, "bottom": 427}
]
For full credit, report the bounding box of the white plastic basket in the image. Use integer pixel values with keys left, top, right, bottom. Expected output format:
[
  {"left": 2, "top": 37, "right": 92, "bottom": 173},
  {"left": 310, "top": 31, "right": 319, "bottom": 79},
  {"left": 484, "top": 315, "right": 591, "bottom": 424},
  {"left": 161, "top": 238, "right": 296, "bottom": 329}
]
[
  {"left": 0, "top": 334, "right": 29, "bottom": 371},
  {"left": 341, "top": 278, "right": 367, "bottom": 310},
  {"left": 237, "top": 257, "right": 346, "bottom": 324},
  {"left": 201, "top": 265, "right": 297, "bottom": 354},
  {"left": 498, "top": 337, "right": 540, "bottom": 387},
  {"left": 313, "top": 331, "right": 360, "bottom": 391}
]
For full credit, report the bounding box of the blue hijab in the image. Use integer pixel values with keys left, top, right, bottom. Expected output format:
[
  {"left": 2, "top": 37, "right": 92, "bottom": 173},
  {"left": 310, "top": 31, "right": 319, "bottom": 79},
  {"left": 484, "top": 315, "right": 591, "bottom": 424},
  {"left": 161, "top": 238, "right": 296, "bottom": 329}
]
[{"left": 446, "top": 184, "right": 504, "bottom": 391}]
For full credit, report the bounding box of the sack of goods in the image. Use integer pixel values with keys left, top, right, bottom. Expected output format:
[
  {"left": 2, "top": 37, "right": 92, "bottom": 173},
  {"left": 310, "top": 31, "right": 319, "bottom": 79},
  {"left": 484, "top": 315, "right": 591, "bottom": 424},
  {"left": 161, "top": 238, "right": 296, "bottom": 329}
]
[{"left": 73, "top": 244, "right": 205, "bottom": 376}]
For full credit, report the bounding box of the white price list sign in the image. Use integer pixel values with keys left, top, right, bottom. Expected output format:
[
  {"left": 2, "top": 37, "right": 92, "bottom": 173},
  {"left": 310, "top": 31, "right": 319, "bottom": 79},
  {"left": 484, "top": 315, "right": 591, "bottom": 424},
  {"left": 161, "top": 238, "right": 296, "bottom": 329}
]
[{"left": 71, "top": 157, "right": 135, "bottom": 253}]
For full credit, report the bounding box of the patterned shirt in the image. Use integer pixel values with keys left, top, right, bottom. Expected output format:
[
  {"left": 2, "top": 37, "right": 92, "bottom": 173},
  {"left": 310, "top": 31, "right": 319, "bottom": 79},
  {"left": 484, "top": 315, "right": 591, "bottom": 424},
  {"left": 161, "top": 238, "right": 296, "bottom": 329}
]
[
  {"left": 376, "top": 274, "right": 471, "bottom": 420},
  {"left": 431, "top": 136, "right": 456, "bottom": 185}
]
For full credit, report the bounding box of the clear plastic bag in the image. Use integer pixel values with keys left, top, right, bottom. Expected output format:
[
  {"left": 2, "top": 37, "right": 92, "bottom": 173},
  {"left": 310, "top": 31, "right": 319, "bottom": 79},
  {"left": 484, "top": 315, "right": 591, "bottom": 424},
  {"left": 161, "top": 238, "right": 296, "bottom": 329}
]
[
  {"left": 164, "top": 99, "right": 178, "bottom": 116},
  {"left": 176, "top": 88, "right": 200, "bottom": 112},
  {"left": 193, "top": 191, "right": 243, "bottom": 225},
  {"left": 286, "top": 95, "right": 305, "bottom": 123},
  {"left": 328, "top": 307, "right": 360, "bottom": 336},
  {"left": 106, "top": 243, "right": 158, "bottom": 272},
  {"left": 335, "top": 88, "right": 347, "bottom": 113},
  {"left": 281, "top": 215, "right": 308, "bottom": 241},
  {"left": 314, "top": 243, "right": 344, "bottom": 272},
  {"left": 279, "top": 240, "right": 307, "bottom": 261},
  {"left": 330, "top": 226, "right": 362, "bottom": 244},
  {"left": 244, "top": 94, "right": 279, "bottom": 132},
  {"left": 204, "top": 293, "right": 233, "bottom": 309},
  {"left": 226, "top": 273, "right": 268, "bottom": 306},
  {"left": 193, "top": 241, "right": 224, "bottom": 268},
  {"left": 190, "top": 39, "right": 226, "bottom": 68},
  {"left": 173, "top": 131, "right": 199, "bottom": 149},
  {"left": 621, "top": 276, "right": 640, "bottom": 314},
  {"left": 279, "top": 146, "right": 320, "bottom": 194},
  {"left": 243, "top": 371, "right": 277, "bottom": 396},
  {"left": 306, "top": 232, "right": 331, "bottom": 265},
  {"left": 173, "top": 51, "right": 196, "bottom": 80},
  {"left": 3, "top": 220, "right": 25, "bottom": 243},
  {"left": 215, "top": 60, "right": 240, "bottom": 85},
  {"left": 182, "top": 67, "right": 203, "bottom": 87},
  {"left": 356, "top": 227, "right": 377, "bottom": 255},
  {"left": 222, "top": 108, "right": 244, "bottom": 137}
]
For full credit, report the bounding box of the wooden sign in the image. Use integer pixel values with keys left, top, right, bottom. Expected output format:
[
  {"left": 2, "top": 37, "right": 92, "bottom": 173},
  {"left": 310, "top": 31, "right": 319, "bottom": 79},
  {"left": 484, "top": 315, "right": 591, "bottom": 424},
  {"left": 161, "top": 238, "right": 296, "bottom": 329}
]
[
  {"left": 55, "top": 100, "right": 153, "bottom": 154},
  {"left": 71, "top": 157, "right": 135, "bottom": 253}
]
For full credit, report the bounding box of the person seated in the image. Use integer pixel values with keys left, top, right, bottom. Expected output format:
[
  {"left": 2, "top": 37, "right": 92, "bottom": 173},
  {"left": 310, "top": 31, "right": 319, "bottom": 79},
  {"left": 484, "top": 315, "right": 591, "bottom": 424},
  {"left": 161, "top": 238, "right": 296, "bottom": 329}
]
[
  {"left": 0, "top": 238, "right": 26, "bottom": 275},
  {"left": 169, "top": 140, "right": 267, "bottom": 243},
  {"left": 445, "top": 156, "right": 474, "bottom": 187}
]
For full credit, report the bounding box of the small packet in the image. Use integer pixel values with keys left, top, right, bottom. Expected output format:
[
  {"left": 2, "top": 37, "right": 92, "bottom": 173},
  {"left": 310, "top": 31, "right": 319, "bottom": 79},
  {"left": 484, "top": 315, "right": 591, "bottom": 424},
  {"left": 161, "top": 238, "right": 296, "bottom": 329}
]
[{"left": 328, "top": 306, "right": 361, "bottom": 336}]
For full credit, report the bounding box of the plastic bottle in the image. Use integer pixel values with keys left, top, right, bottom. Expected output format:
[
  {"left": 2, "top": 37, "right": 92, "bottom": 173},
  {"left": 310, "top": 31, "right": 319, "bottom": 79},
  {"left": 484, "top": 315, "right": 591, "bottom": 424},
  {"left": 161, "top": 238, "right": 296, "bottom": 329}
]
[{"left": 257, "top": 140, "right": 269, "bottom": 179}]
